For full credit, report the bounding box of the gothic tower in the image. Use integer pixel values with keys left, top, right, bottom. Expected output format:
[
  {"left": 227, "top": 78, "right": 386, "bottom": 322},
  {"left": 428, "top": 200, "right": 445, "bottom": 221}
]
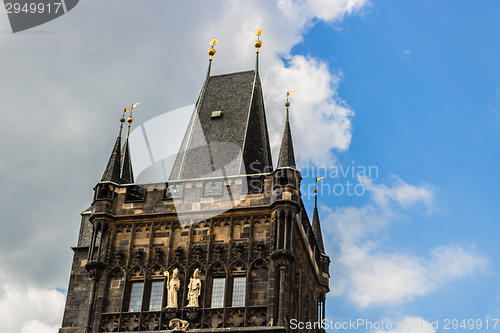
[{"left": 59, "top": 33, "right": 330, "bottom": 333}]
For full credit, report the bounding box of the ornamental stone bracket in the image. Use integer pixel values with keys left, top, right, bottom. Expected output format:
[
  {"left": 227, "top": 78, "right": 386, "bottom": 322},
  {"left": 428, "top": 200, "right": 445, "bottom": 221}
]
[
  {"left": 270, "top": 249, "right": 294, "bottom": 267},
  {"left": 184, "top": 306, "right": 201, "bottom": 321},
  {"left": 161, "top": 307, "right": 180, "bottom": 321},
  {"left": 84, "top": 260, "right": 107, "bottom": 280}
]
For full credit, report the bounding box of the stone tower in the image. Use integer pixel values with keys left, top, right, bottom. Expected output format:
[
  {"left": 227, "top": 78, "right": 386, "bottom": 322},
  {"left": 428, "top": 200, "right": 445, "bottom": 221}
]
[{"left": 59, "top": 36, "right": 330, "bottom": 333}]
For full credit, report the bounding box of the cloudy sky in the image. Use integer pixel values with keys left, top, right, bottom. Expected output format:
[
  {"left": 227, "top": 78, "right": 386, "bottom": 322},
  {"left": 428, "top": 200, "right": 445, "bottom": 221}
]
[{"left": 1, "top": 1, "right": 500, "bottom": 332}]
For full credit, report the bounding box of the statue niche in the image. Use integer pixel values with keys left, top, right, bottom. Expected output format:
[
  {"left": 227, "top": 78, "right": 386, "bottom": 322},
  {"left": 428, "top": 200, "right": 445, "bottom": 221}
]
[
  {"left": 186, "top": 268, "right": 202, "bottom": 307},
  {"left": 164, "top": 268, "right": 181, "bottom": 308}
]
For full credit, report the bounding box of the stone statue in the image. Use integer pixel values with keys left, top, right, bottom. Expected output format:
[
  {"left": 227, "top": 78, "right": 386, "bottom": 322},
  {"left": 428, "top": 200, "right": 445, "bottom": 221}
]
[
  {"left": 186, "top": 268, "right": 201, "bottom": 307},
  {"left": 166, "top": 268, "right": 180, "bottom": 308},
  {"left": 169, "top": 318, "right": 189, "bottom": 331}
]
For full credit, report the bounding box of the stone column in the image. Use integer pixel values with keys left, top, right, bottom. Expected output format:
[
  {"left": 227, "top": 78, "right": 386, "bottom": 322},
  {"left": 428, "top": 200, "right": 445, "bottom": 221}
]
[
  {"left": 277, "top": 265, "right": 287, "bottom": 326},
  {"left": 84, "top": 261, "right": 106, "bottom": 333}
]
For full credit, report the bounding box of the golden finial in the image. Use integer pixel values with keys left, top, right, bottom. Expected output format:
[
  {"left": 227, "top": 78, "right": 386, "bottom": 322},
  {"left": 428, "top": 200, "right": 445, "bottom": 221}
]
[
  {"left": 254, "top": 28, "right": 263, "bottom": 51},
  {"left": 207, "top": 38, "right": 218, "bottom": 77},
  {"left": 124, "top": 102, "right": 140, "bottom": 137},
  {"left": 124, "top": 102, "right": 140, "bottom": 113},
  {"left": 208, "top": 38, "right": 218, "bottom": 60},
  {"left": 286, "top": 90, "right": 296, "bottom": 109},
  {"left": 315, "top": 177, "right": 324, "bottom": 195}
]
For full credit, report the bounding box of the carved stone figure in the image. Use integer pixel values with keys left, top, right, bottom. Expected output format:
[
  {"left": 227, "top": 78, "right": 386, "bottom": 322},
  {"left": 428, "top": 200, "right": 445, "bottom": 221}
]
[
  {"left": 167, "top": 268, "right": 180, "bottom": 308},
  {"left": 186, "top": 268, "right": 201, "bottom": 307},
  {"left": 169, "top": 318, "right": 189, "bottom": 331}
]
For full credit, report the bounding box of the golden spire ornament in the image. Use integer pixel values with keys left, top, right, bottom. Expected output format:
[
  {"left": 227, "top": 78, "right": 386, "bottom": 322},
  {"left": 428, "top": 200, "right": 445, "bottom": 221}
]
[
  {"left": 207, "top": 38, "right": 218, "bottom": 77},
  {"left": 208, "top": 38, "right": 218, "bottom": 60},
  {"left": 254, "top": 28, "right": 263, "bottom": 71},
  {"left": 315, "top": 177, "right": 324, "bottom": 200},
  {"left": 254, "top": 28, "right": 263, "bottom": 51},
  {"left": 285, "top": 90, "right": 296, "bottom": 121},
  {"left": 123, "top": 102, "right": 140, "bottom": 138}
]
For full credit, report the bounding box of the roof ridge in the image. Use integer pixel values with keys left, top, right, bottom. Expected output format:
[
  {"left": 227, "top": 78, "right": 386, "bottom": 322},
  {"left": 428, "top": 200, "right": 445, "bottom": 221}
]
[{"left": 208, "top": 69, "right": 255, "bottom": 78}]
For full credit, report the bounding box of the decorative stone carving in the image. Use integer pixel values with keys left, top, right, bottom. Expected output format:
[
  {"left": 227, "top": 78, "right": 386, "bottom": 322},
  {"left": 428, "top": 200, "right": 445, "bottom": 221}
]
[
  {"left": 248, "top": 308, "right": 266, "bottom": 327},
  {"left": 193, "top": 245, "right": 203, "bottom": 261},
  {"left": 121, "top": 314, "right": 140, "bottom": 331},
  {"left": 169, "top": 318, "right": 189, "bottom": 331},
  {"left": 204, "top": 310, "right": 223, "bottom": 328},
  {"left": 256, "top": 241, "right": 265, "bottom": 257},
  {"left": 153, "top": 247, "right": 163, "bottom": 264},
  {"left": 227, "top": 309, "right": 245, "bottom": 327},
  {"left": 186, "top": 268, "right": 201, "bottom": 307},
  {"left": 162, "top": 307, "right": 179, "bottom": 323},
  {"left": 101, "top": 314, "right": 119, "bottom": 332},
  {"left": 164, "top": 268, "right": 180, "bottom": 308},
  {"left": 132, "top": 248, "right": 145, "bottom": 266},
  {"left": 174, "top": 246, "right": 183, "bottom": 262},
  {"left": 233, "top": 242, "right": 244, "bottom": 258},
  {"left": 185, "top": 307, "right": 201, "bottom": 321},
  {"left": 141, "top": 313, "right": 160, "bottom": 331},
  {"left": 85, "top": 261, "right": 106, "bottom": 281},
  {"left": 214, "top": 244, "right": 224, "bottom": 260}
]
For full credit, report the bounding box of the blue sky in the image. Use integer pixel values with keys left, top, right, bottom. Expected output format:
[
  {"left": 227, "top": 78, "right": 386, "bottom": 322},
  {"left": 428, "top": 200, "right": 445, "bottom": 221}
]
[
  {"left": 295, "top": 1, "right": 500, "bottom": 330},
  {"left": 1, "top": 1, "right": 499, "bottom": 332}
]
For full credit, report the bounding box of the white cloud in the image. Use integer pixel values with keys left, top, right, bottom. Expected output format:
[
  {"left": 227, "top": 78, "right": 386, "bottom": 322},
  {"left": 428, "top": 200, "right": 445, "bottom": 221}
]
[
  {"left": 264, "top": 55, "right": 354, "bottom": 166},
  {"left": 360, "top": 175, "right": 434, "bottom": 210},
  {"left": 324, "top": 177, "right": 487, "bottom": 308},
  {"left": 276, "top": 0, "right": 369, "bottom": 24},
  {"left": 20, "top": 320, "right": 60, "bottom": 333},
  {"left": 0, "top": 0, "right": 371, "bottom": 290},
  {"left": 0, "top": 273, "right": 66, "bottom": 333}
]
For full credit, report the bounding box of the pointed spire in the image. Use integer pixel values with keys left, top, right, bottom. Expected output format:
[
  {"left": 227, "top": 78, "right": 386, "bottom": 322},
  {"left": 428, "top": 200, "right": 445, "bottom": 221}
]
[
  {"left": 120, "top": 105, "right": 138, "bottom": 183},
  {"left": 254, "top": 28, "right": 263, "bottom": 72},
  {"left": 120, "top": 136, "right": 134, "bottom": 183},
  {"left": 100, "top": 117, "right": 125, "bottom": 183},
  {"left": 312, "top": 178, "right": 325, "bottom": 253},
  {"left": 277, "top": 92, "right": 296, "bottom": 169},
  {"left": 207, "top": 38, "right": 218, "bottom": 78}
]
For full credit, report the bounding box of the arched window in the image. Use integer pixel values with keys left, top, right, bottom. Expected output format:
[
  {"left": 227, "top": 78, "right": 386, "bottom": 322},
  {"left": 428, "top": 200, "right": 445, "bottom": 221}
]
[
  {"left": 146, "top": 266, "right": 164, "bottom": 311},
  {"left": 208, "top": 262, "right": 226, "bottom": 308},
  {"left": 229, "top": 261, "right": 247, "bottom": 307},
  {"left": 211, "top": 277, "right": 226, "bottom": 308},
  {"left": 128, "top": 282, "right": 144, "bottom": 312},
  {"left": 148, "top": 281, "right": 163, "bottom": 311},
  {"left": 231, "top": 277, "right": 246, "bottom": 307},
  {"left": 126, "top": 267, "right": 145, "bottom": 312}
]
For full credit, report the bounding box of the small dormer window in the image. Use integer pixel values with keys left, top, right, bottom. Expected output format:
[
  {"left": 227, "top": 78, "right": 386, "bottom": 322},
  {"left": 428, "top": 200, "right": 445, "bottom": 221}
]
[
  {"left": 125, "top": 185, "right": 145, "bottom": 202},
  {"left": 211, "top": 110, "right": 223, "bottom": 118}
]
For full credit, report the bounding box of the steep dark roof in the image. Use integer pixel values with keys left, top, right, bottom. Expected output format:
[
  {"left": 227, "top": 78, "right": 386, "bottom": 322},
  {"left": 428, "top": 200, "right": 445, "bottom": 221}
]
[
  {"left": 312, "top": 195, "right": 325, "bottom": 253},
  {"left": 169, "top": 70, "right": 273, "bottom": 180},
  {"left": 120, "top": 137, "right": 134, "bottom": 183},
  {"left": 101, "top": 134, "right": 122, "bottom": 183},
  {"left": 276, "top": 110, "right": 296, "bottom": 169}
]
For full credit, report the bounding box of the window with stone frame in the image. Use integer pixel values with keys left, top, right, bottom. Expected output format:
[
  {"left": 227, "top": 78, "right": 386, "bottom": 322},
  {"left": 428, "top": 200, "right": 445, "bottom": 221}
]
[
  {"left": 231, "top": 276, "right": 246, "bottom": 307},
  {"left": 148, "top": 280, "right": 164, "bottom": 311},
  {"left": 211, "top": 277, "right": 226, "bottom": 308},
  {"left": 128, "top": 282, "right": 144, "bottom": 312}
]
